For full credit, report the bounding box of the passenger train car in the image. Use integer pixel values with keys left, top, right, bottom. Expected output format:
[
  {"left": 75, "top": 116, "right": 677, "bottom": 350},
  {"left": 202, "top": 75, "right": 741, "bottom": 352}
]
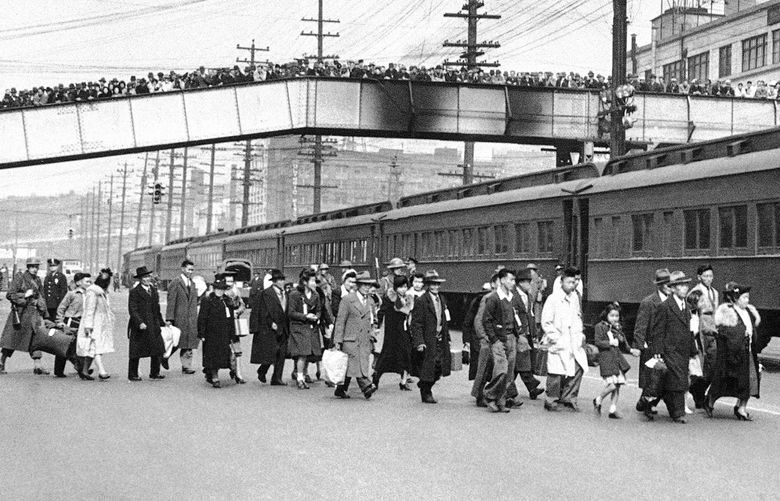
[{"left": 123, "top": 128, "right": 780, "bottom": 346}]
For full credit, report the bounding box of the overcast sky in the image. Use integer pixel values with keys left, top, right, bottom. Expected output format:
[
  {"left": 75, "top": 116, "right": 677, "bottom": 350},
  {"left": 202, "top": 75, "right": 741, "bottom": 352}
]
[{"left": 0, "top": 0, "right": 670, "bottom": 196}]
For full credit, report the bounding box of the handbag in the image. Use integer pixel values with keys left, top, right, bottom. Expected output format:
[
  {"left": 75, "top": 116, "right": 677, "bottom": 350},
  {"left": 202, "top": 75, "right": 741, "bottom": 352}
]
[
  {"left": 321, "top": 349, "right": 348, "bottom": 385},
  {"left": 234, "top": 317, "right": 250, "bottom": 337},
  {"left": 533, "top": 345, "right": 549, "bottom": 377},
  {"left": 645, "top": 359, "right": 668, "bottom": 398},
  {"left": 10, "top": 303, "right": 21, "bottom": 328}
]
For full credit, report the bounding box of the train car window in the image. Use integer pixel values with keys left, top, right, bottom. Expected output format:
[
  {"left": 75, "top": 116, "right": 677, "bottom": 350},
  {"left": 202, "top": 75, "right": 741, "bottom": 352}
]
[
  {"left": 448, "top": 230, "right": 460, "bottom": 259},
  {"left": 757, "top": 203, "right": 780, "bottom": 249},
  {"left": 537, "top": 221, "right": 555, "bottom": 254},
  {"left": 684, "top": 209, "right": 711, "bottom": 250},
  {"left": 592, "top": 218, "right": 604, "bottom": 258},
  {"left": 463, "top": 228, "right": 474, "bottom": 257},
  {"left": 421, "top": 232, "right": 431, "bottom": 258},
  {"left": 661, "top": 211, "right": 675, "bottom": 256},
  {"left": 514, "top": 223, "right": 532, "bottom": 254},
  {"left": 434, "top": 231, "right": 445, "bottom": 257},
  {"left": 631, "top": 214, "right": 654, "bottom": 252},
  {"left": 494, "top": 225, "right": 509, "bottom": 255},
  {"left": 718, "top": 205, "right": 748, "bottom": 249},
  {"left": 477, "top": 227, "right": 489, "bottom": 256},
  {"left": 360, "top": 240, "right": 368, "bottom": 263}
]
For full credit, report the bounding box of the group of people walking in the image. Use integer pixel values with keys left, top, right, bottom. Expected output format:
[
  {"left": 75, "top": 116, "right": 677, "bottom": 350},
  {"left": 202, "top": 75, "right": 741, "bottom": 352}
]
[{"left": 0, "top": 255, "right": 765, "bottom": 422}]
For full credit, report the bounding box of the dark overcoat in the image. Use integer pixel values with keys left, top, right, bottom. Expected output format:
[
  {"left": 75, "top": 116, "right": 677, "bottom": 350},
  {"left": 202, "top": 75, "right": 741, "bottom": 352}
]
[
  {"left": 410, "top": 291, "right": 451, "bottom": 383},
  {"left": 463, "top": 293, "right": 486, "bottom": 380},
  {"left": 709, "top": 303, "right": 761, "bottom": 400},
  {"left": 649, "top": 297, "right": 698, "bottom": 392},
  {"left": 250, "top": 286, "right": 289, "bottom": 365},
  {"left": 1, "top": 271, "right": 47, "bottom": 353},
  {"left": 127, "top": 284, "right": 165, "bottom": 359},
  {"left": 634, "top": 291, "right": 664, "bottom": 389},
  {"left": 514, "top": 292, "right": 535, "bottom": 374},
  {"left": 594, "top": 320, "right": 631, "bottom": 377},
  {"left": 165, "top": 276, "right": 199, "bottom": 351},
  {"left": 247, "top": 277, "right": 265, "bottom": 334},
  {"left": 287, "top": 287, "right": 322, "bottom": 358},
  {"left": 197, "top": 293, "right": 234, "bottom": 370},
  {"left": 43, "top": 271, "right": 69, "bottom": 312},
  {"left": 374, "top": 292, "right": 412, "bottom": 376}
]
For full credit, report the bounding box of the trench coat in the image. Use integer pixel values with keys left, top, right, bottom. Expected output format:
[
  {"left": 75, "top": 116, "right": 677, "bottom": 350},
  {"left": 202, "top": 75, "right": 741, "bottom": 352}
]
[
  {"left": 127, "top": 283, "right": 165, "bottom": 359},
  {"left": 634, "top": 291, "right": 665, "bottom": 389},
  {"left": 287, "top": 287, "right": 322, "bottom": 359},
  {"left": 77, "top": 284, "right": 115, "bottom": 356},
  {"left": 594, "top": 321, "right": 631, "bottom": 377},
  {"left": 165, "top": 276, "right": 199, "bottom": 351},
  {"left": 649, "top": 297, "right": 698, "bottom": 393},
  {"left": 374, "top": 291, "right": 412, "bottom": 376},
  {"left": 709, "top": 303, "right": 761, "bottom": 400},
  {"left": 250, "top": 285, "right": 289, "bottom": 365},
  {"left": 540, "top": 289, "right": 588, "bottom": 377},
  {"left": 333, "top": 291, "right": 377, "bottom": 378},
  {"left": 410, "top": 291, "right": 452, "bottom": 383},
  {"left": 197, "top": 293, "right": 235, "bottom": 370},
  {"left": 1, "top": 271, "right": 47, "bottom": 354}
]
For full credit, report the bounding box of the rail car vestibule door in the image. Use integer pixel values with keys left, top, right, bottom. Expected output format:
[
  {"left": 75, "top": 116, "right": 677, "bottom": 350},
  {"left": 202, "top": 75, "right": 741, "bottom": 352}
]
[{"left": 562, "top": 197, "right": 590, "bottom": 294}]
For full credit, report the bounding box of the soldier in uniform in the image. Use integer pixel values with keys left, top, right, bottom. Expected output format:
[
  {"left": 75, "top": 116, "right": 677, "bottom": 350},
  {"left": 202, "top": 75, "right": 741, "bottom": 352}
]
[{"left": 43, "top": 258, "right": 69, "bottom": 322}]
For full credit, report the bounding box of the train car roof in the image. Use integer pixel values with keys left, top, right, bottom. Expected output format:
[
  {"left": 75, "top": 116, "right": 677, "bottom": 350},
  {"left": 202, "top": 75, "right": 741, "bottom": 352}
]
[
  {"left": 160, "top": 240, "right": 192, "bottom": 252},
  {"left": 188, "top": 233, "right": 229, "bottom": 249},
  {"left": 223, "top": 226, "right": 283, "bottom": 244},
  {"left": 283, "top": 212, "right": 381, "bottom": 236},
  {"left": 295, "top": 202, "right": 392, "bottom": 224}
]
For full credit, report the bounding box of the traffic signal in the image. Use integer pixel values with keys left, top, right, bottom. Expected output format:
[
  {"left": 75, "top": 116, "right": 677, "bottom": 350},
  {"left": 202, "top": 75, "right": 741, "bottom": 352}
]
[
  {"left": 153, "top": 183, "right": 162, "bottom": 204},
  {"left": 67, "top": 228, "right": 74, "bottom": 239}
]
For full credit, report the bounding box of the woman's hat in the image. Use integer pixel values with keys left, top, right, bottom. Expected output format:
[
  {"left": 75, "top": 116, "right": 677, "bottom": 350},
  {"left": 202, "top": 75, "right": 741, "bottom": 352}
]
[
  {"left": 723, "top": 281, "right": 751, "bottom": 297},
  {"left": 653, "top": 268, "right": 671, "bottom": 285},
  {"left": 667, "top": 271, "right": 691, "bottom": 286},
  {"left": 25, "top": 257, "right": 42, "bottom": 267},
  {"left": 423, "top": 270, "right": 446, "bottom": 283},
  {"left": 355, "top": 271, "right": 378, "bottom": 286},
  {"left": 386, "top": 257, "right": 405, "bottom": 269},
  {"left": 339, "top": 259, "right": 353, "bottom": 267},
  {"left": 134, "top": 266, "right": 153, "bottom": 278},
  {"left": 212, "top": 279, "right": 229, "bottom": 290}
]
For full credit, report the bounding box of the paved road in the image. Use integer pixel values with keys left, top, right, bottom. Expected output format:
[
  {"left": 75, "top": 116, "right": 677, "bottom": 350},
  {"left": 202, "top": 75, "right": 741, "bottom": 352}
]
[{"left": 1, "top": 290, "right": 778, "bottom": 500}]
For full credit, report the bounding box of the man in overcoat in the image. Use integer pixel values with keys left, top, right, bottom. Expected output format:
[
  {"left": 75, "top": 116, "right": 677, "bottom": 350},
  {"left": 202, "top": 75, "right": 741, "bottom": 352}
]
[
  {"left": 128, "top": 266, "right": 167, "bottom": 381},
  {"left": 165, "top": 259, "right": 199, "bottom": 374},
  {"left": 410, "top": 270, "right": 452, "bottom": 404},
  {"left": 43, "top": 258, "right": 68, "bottom": 322},
  {"left": 649, "top": 271, "right": 698, "bottom": 423},
  {"left": 507, "top": 268, "right": 544, "bottom": 402},
  {"left": 250, "top": 269, "right": 288, "bottom": 385},
  {"left": 633, "top": 269, "right": 670, "bottom": 416},
  {"left": 333, "top": 271, "right": 379, "bottom": 399},
  {"left": 0, "top": 257, "right": 48, "bottom": 374}
]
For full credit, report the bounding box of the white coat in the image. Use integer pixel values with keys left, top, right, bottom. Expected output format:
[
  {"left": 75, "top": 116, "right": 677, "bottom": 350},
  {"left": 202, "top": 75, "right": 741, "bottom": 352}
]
[
  {"left": 76, "top": 284, "right": 115, "bottom": 357},
  {"left": 541, "top": 288, "right": 588, "bottom": 377}
]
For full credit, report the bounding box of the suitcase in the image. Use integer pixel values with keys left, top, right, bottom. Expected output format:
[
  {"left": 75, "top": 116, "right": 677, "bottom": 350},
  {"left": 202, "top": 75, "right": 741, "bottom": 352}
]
[
  {"left": 533, "top": 345, "right": 549, "bottom": 377},
  {"left": 450, "top": 348, "right": 463, "bottom": 371},
  {"left": 31, "top": 327, "right": 74, "bottom": 359}
]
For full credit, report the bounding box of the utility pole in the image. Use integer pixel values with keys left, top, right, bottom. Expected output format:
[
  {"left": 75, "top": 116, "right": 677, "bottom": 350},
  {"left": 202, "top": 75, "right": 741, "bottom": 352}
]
[
  {"left": 105, "top": 173, "right": 114, "bottom": 269},
  {"left": 95, "top": 180, "right": 102, "bottom": 270},
  {"left": 207, "top": 144, "right": 216, "bottom": 233},
  {"left": 302, "top": 0, "right": 339, "bottom": 213},
  {"left": 297, "top": 136, "right": 338, "bottom": 214},
  {"left": 179, "top": 148, "right": 188, "bottom": 239},
  {"left": 135, "top": 152, "right": 149, "bottom": 249},
  {"left": 117, "top": 162, "right": 129, "bottom": 272},
  {"left": 610, "top": 0, "right": 628, "bottom": 158},
  {"left": 236, "top": 39, "right": 270, "bottom": 68},
  {"left": 149, "top": 150, "right": 160, "bottom": 246},
  {"left": 387, "top": 155, "right": 402, "bottom": 206},
  {"left": 165, "top": 149, "right": 175, "bottom": 244},
  {"left": 80, "top": 193, "right": 87, "bottom": 264},
  {"left": 443, "top": 0, "right": 500, "bottom": 185}
]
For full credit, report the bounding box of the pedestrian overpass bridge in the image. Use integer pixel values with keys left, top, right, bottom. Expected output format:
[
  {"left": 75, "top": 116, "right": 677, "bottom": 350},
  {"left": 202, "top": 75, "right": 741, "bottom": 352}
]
[{"left": 0, "top": 77, "right": 777, "bottom": 168}]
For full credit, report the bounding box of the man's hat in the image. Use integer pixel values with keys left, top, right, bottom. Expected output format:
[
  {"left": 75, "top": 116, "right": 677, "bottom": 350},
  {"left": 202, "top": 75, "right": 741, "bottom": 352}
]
[
  {"left": 355, "top": 271, "right": 378, "bottom": 286},
  {"left": 525, "top": 263, "right": 538, "bottom": 270},
  {"left": 134, "top": 266, "right": 153, "bottom": 278},
  {"left": 516, "top": 268, "right": 533, "bottom": 282},
  {"left": 318, "top": 263, "right": 329, "bottom": 271},
  {"left": 339, "top": 259, "right": 353, "bottom": 267},
  {"left": 73, "top": 272, "right": 90, "bottom": 284},
  {"left": 723, "top": 281, "right": 751, "bottom": 297},
  {"left": 269, "top": 269, "right": 285, "bottom": 282},
  {"left": 26, "top": 257, "right": 41, "bottom": 266},
  {"left": 554, "top": 263, "right": 565, "bottom": 271},
  {"left": 47, "top": 258, "right": 61, "bottom": 266},
  {"left": 653, "top": 268, "right": 671, "bottom": 285},
  {"left": 386, "top": 257, "right": 405, "bottom": 269},
  {"left": 423, "top": 270, "right": 446, "bottom": 283},
  {"left": 667, "top": 271, "right": 692, "bottom": 286}
]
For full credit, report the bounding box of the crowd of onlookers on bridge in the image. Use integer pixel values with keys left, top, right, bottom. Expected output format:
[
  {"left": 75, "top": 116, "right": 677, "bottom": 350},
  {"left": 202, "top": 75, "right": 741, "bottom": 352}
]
[{"left": 3, "top": 58, "right": 780, "bottom": 109}]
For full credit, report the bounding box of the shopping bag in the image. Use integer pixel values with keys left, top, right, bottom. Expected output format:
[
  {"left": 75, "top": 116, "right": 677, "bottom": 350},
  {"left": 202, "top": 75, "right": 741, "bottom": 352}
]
[
  {"left": 234, "top": 317, "right": 250, "bottom": 337},
  {"left": 322, "top": 349, "right": 348, "bottom": 385},
  {"left": 31, "top": 327, "right": 74, "bottom": 359},
  {"left": 161, "top": 325, "right": 181, "bottom": 359},
  {"left": 533, "top": 345, "right": 549, "bottom": 377}
]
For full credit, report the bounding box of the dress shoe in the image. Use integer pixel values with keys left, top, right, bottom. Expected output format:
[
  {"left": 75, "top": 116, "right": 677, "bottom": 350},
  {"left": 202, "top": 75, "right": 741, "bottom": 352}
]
[
  {"left": 315, "top": 370, "right": 322, "bottom": 381},
  {"left": 421, "top": 393, "right": 437, "bottom": 404},
  {"left": 54, "top": 373, "right": 67, "bottom": 378},
  {"left": 78, "top": 372, "right": 95, "bottom": 381},
  {"left": 643, "top": 408, "right": 655, "bottom": 421},
  {"left": 98, "top": 374, "right": 111, "bottom": 380},
  {"left": 635, "top": 398, "right": 646, "bottom": 412},
  {"left": 563, "top": 402, "right": 580, "bottom": 412},
  {"left": 33, "top": 367, "right": 50, "bottom": 375},
  {"left": 304, "top": 375, "right": 313, "bottom": 384},
  {"left": 544, "top": 402, "right": 559, "bottom": 412},
  {"left": 593, "top": 398, "right": 601, "bottom": 415},
  {"left": 684, "top": 405, "right": 693, "bottom": 415},
  {"left": 325, "top": 381, "right": 335, "bottom": 388},
  {"left": 211, "top": 380, "right": 221, "bottom": 388},
  {"left": 476, "top": 398, "right": 487, "bottom": 408},
  {"left": 270, "top": 379, "right": 285, "bottom": 386},
  {"left": 398, "top": 382, "right": 412, "bottom": 391},
  {"left": 734, "top": 408, "right": 753, "bottom": 421},
  {"left": 529, "top": 388, "right": 544, "bottom": 400},
  {"left": 487, "top": 401, "right": 501, "bottom": 413},
  {"left": 0, "top": 364, "right": 6, "bottom": 375},
  {"left": 334, "top": 388, "right": 351, "bottom": 399},
  {"left": 363, "top": 384, "right": 377, "bottom": 400},
  {"left": 704, "top": 400, "right": 714, "bottom": 418},
  {"left": 160, "top": 358, "right": 170, "bottom": 370},
  {"left": 296, "top": 380, "right": 310, "bottom": 390},
  {"left": 257, "top": 372, "right": 267, "bottom": 383},
  {"left": 149, "top": 374, "right": 165, "bottom": 380},
  {"left": 128, "top": 376, "right": 142, "bottom": 382},
  {"left": 182, "top": 368, "right": 196, "bottom": 375},
  {"left": 233, "top": 374, "right": 246, "bottom": 384},
  {"left": 608, "top": 412, "right": 622, "bottom": 419},
  {"left": 672, "top": 417, "right": 687, "bottom": 424}
]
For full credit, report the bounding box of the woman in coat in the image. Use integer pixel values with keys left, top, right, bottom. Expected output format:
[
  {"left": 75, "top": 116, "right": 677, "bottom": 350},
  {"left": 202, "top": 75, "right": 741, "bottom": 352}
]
[
  {"left": 705, "top": 282, "right": 761, "bottom": 420},
  {"left": 686, "top": 289, "right": 717, "bottom": 409},
  {"left": 373, "top": 275, "right": 414, "bottom": 390},
  {"left": 76, "top": 271, "right": 115, "bottom": 380},
  {"left": 197, "top": 278, "right": 236, "bottom": 388},
  {"left": 287, "top": 269, "right": 322, "bottom": 389}
]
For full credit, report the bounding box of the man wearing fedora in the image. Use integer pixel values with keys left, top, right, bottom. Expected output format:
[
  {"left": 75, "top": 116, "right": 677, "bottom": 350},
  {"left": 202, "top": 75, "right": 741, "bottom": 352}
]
[
  {"left": 410, "top": 270, "right": 452, "bottom": 404},
  {"left": 333, "top": 271, "right": 379, "bottom": 399},
  {"left": 127, "top": 266, "right": 167, "bottom": 381},
  {"left": 0, "top": 257, "right": 49, "bottom": 375},
  {"left": 633, "top": 269, "right": 671, "bottom": 417},
  {"left": 649, "top": 271, "right": 698, "bottom": 423},
  {"left": 43, "top": 258, "right": 68, "bottom": 323},
  {"left": 250, "top": 269, "right": 289, "bottom": 385},
  {"left": 379, "top": 257, "right": 406, "bottom": 297}
]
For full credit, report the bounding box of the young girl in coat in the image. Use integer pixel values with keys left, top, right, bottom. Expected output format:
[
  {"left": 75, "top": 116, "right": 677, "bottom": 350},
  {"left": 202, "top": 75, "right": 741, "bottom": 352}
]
[{"left": 593, "top": 303, "right": 639, "bottom": 418}]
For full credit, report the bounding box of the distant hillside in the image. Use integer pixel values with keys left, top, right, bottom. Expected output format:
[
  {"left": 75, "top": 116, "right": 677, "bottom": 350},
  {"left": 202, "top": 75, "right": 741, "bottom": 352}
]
[{"left": 0, "top": 192, "right": 85, "bottom": 245}]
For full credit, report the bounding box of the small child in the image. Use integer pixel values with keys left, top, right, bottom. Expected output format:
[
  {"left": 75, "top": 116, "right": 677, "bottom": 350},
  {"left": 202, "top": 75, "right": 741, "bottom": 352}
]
[{"left": 593, "top": 302, "right": 639, "bottom": 418}]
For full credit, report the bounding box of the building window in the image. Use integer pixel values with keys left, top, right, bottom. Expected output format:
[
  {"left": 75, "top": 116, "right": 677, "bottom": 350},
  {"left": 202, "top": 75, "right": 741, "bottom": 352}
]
[
  {"left": 774, "top": 29, "right": 780, "bottom": 64},
  {"left": 684, "top": 209, "right": 710, "bottom": 250},
  {"left": 494, "top": 225, "right": 509, "bottom": 254},
  {"left": 662, "top": 60, "right": 683, "bottom": 83},
  {"left": 757, "top": 202, "right": 780, "bottom": 248},
  {"left": 687, "top": 52, "right": 709, "bottom": 83},
  {"left": 742, "top": 34, "right": 767, "bottom": 72},
  {"left": 632, "top": 214, "right": 654, "bottom": 252},
  {"left": 477, "top": 226, "right": 490, "bottom": 256},
  {"left": 719, "top": 205, "right": 748, "bottom": 249},
  {"left": 514, "top": 223, "right": 531, "bottom": 253},
  {"left": 537, "top": 221, "right": 554, "bottom": 253},
  {"left": 719, "top": 45, "right": 732, "bottom": 78}
]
